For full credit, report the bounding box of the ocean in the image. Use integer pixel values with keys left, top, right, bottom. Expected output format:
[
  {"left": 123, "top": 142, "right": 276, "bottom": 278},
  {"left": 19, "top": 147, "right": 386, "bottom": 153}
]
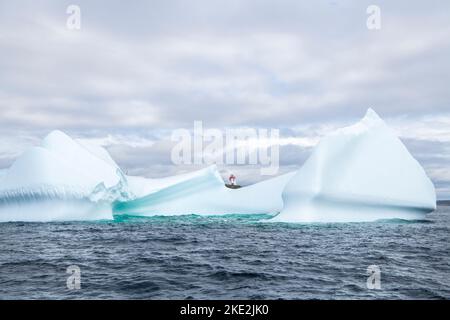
[{"left": 0, "top": 206, "right": 449, "bottom": 299}]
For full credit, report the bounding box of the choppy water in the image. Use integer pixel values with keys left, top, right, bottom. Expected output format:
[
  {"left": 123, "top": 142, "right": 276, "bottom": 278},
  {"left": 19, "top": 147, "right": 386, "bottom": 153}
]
[{"left": 0, "top": 207, "right": 449, "bottom": 299}]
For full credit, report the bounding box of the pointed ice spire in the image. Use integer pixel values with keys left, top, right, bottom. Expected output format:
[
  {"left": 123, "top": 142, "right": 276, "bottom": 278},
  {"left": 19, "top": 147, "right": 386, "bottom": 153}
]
[
  {"left": 273, "top": 107, "right": 436, "bottom": 223},
  {"left": 361, "top": 108, "right": 384, "bottom": 127},
  {"left": 337, "top": 108, "right": 385, "bottom": 136}
]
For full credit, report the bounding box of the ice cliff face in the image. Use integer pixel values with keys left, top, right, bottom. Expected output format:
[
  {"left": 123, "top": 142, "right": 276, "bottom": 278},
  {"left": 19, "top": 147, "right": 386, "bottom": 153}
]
[{"left": 271, "top": 109, "right": 436, "bottom": 223}]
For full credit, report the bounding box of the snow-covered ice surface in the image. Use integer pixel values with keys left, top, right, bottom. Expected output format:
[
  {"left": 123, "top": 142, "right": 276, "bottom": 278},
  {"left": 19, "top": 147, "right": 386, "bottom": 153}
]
[
  {"left": 271, "top": 109, "right": 436, "bottom": 223},
  {"left": 0, "top": 130, "right": 128, "bottom": 222},
  {"left": 114, "top": 166, "right": 295, "bottom": 216}
]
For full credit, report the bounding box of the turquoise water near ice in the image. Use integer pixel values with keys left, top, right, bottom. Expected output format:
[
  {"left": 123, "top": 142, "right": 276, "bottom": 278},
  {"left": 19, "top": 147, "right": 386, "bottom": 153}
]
[{"left": 0, "top": 207, "right": 449, "bottom": 299}]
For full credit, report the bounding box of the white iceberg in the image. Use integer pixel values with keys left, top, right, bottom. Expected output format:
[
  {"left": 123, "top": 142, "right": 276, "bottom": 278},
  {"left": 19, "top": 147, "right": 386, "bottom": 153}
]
[
  {"left": 0, "top": 130, "right": 128, "bottom": 222},
  {"left": 0, "top": 110, "right": 436, "bottom": 222},
  {"left": 0, "top": 130, "right": 293, "bottom": 221},
  {"left": 113, "top": 166, "right": 295, "bottom": 216},
  {"left": 271, "top": 109, "right": 436, "bottom": 223}
]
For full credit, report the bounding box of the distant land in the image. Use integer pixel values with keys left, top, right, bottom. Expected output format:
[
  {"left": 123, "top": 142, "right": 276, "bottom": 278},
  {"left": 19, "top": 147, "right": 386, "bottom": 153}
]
[
  {"left": 225, "top": 184, "right": 242, "bottom": 189},
  {"left": 437, "top": 200, "right": 450, "bottom": 206}
]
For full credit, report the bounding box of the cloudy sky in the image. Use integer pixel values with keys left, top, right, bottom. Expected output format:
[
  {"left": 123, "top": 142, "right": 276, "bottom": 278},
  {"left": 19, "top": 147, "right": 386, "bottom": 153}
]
[{"left": 0, "top": 0, "right": 449, "bottom": 198}]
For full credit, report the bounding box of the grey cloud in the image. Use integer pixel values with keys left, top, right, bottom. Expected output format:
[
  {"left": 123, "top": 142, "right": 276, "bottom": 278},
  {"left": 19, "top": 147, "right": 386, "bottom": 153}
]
[{"left": 0, "top": 1, "right": 449, "bottom": 197}]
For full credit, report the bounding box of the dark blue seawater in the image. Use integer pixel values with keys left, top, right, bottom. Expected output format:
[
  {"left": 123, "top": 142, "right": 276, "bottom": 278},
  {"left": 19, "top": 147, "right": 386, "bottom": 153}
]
[{"left": 0, "top": 206, "right": 449, "bottom": 299}]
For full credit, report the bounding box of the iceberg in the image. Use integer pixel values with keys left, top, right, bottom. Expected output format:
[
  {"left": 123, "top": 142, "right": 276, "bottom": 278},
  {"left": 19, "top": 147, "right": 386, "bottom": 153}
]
[
  {"left": 0, "top": 130, "right": 129, "bottom": 222},
  {"left": 0, "top": 109, "right": 436, "bottom": 223},
  {"left": 113, "top": 166, "right": 295, "bottom": 216},
  {"left": 0, "top": 130, "right": 293, "bottom": 221},
  {"left": 271, "top": 109, "right": 436, "bottom": 223}
]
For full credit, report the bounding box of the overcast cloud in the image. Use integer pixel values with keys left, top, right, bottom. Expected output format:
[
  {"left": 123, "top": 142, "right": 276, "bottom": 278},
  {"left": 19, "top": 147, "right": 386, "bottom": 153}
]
[{"left": 0, "top": 0, "right": 449, "bottom": 198}]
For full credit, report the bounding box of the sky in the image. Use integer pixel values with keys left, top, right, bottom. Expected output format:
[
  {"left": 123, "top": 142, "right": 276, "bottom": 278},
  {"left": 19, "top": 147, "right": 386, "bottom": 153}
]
[{"left": 0, "top": 0, "right": 449, "bottom": 198}]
